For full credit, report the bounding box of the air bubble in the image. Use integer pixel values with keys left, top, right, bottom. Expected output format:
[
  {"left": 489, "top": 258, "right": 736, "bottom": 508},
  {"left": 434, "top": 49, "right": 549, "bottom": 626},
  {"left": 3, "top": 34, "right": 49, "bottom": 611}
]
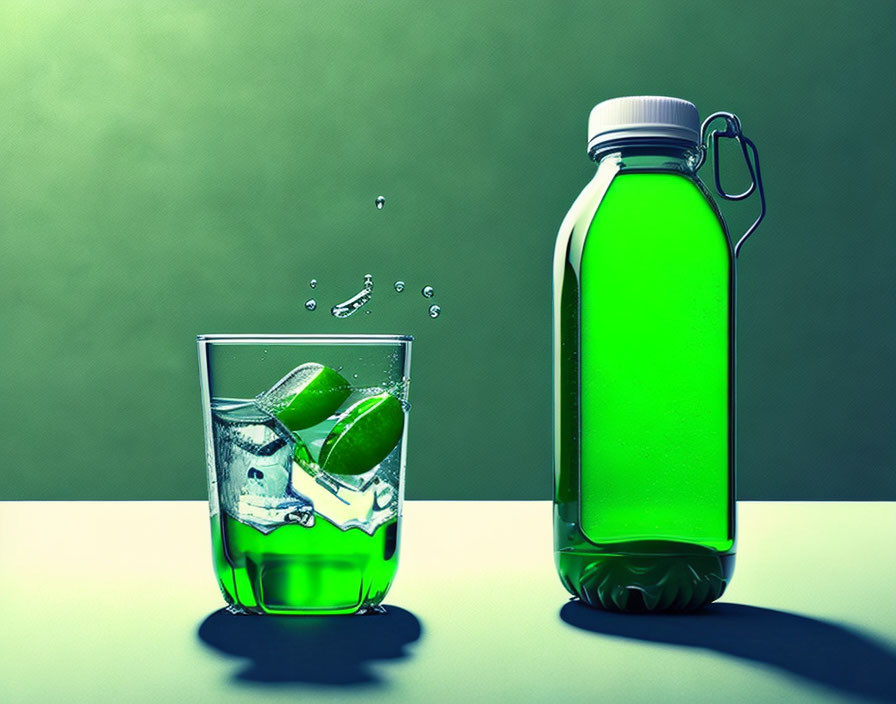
[
  {"left": 375, "top": 196, "right": 385, "bottom": 210},
  {"left": 309, "top": 279, "right": 317, "bottom": 289},
  {"left": 428, "top": 304, "right": 441, "bottom": 318},
  {"left": 394, "top": 280, "right": 405, "bottom": 292},
  {"left": 305, "top": 298, "right": 317, "bottom": 311},
  {"left": 422, "top": 285, "right": 434, "bottom": 298}
]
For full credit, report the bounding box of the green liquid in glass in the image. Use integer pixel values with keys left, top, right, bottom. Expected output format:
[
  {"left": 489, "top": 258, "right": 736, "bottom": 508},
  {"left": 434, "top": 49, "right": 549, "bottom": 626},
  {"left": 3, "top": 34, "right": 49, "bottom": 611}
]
[
  {"left": 211, "top": 513, "right": 399, "bottom": 615},
  {"left": 554, "top": 165, "right": 736, "bottom": 611}
]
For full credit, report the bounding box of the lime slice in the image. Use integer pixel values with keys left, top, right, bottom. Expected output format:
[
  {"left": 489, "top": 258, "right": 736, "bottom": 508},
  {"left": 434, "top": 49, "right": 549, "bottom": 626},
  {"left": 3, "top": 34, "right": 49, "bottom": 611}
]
[
  {"left": 257, "top": 363, "right": 351, "bottom": 431},
  {"left": 319, "top": 393, "right": 405, "bottom": 476}
]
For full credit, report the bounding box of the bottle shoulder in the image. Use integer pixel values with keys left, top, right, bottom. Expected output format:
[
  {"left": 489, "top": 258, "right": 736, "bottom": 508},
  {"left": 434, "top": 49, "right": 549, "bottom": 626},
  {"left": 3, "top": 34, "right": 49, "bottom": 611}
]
[
  {"left": 555, "top": 167, "right": 732, "bottom": 280},
  {"left": 553, "top": 163, "right": 621, "bottom": 273},
  {"left": 596, "top": 171, "right": 729, "bottom": 244},
  {"left": 565, "top": 168, "right": 724, "bottom": 226},
  {"left": 602, "top": 170, "right": 721, "bottom": 212}
]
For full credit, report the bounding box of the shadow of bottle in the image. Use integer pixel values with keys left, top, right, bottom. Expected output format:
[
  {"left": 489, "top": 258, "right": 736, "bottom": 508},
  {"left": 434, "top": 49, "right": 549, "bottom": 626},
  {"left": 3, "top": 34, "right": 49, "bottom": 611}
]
[
  {"left": 198, "top": 605, "right": 422, "bottom": 686},
  {"left": 560, "top": 601, "right": 896, "bottom": 702}
]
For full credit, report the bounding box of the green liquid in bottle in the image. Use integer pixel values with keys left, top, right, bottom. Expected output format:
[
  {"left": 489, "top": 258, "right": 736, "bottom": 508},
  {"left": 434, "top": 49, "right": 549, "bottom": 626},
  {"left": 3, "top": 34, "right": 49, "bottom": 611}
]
[{"left": 554, "top": 163, "right": 736, "bottom": 612}]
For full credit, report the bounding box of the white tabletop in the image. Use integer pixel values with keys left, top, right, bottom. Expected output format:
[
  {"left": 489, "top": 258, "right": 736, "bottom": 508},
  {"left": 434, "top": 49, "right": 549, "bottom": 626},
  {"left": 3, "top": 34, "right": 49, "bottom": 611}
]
[{"left": 1, "top": 501, "right": 894, "bottom": 703}]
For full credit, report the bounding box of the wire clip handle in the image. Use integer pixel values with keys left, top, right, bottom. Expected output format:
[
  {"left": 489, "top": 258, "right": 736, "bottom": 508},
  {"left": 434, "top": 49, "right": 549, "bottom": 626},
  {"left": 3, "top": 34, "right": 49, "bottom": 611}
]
[{"left": 696, "top": 111, "right": 766, "bottom": 257}]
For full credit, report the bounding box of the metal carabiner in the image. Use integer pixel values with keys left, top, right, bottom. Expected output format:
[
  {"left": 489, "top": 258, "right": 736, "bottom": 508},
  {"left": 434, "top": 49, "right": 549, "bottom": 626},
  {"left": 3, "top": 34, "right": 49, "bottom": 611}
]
[{"left": 696, "top": 111, "right": 766, "bottom": 257}]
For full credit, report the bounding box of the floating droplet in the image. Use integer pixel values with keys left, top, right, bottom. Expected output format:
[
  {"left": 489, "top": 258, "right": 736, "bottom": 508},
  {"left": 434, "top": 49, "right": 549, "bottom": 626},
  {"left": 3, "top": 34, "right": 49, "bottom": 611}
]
[
  {"left": 305, "top": 298, "right": 317, "bottom": 311},
  {"left": 309, "top": 279, "right": 317, "bottom": 289},
  {"left": 331, "top": 275, "right": 373, "bottom": 318},
  {"left": 428, "top": 304, "right": 441, "bottom": 318},
  {"left": 393, "top": 280, "right": 405, "bottom": 292},
  {"left": 422, "top": 285, "right": 434, "bottom": 298},
  {"left": 375, "top": 196, "right": 385, "bottom": 210}
]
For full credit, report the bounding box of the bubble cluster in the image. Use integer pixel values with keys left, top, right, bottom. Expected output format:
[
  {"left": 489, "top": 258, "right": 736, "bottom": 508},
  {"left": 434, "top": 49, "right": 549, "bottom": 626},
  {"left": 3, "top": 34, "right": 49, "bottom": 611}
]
[{"left": 320, "top": 272, "right": 441, "bottom": 319}]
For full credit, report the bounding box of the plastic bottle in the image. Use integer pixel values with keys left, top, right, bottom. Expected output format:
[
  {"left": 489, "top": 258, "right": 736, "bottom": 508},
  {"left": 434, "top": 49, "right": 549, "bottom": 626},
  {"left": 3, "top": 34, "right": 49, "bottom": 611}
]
[{"left": 553, "top": 96, "right": 765, "bottom": 611}]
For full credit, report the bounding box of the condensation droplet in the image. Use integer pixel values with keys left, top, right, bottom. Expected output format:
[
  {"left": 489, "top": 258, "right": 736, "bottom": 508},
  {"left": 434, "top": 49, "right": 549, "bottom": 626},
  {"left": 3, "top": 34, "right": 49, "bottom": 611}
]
[
  {"left": 393, "top": 280, "right": 405, "bottom": 292},
  {"left": 309, "top": 279, "right": 317, "bottom": 289},
  {"left": 375, "top": 195, "right": 385, "bottom": 210},
  {"left": 428, "top": 304, "right": 441, "bottom": 318},
  {"left": 305, "top": 298, "right": 317, "bottom": 311},
  {"left": 422, "top": 285, "right": 434, "bottom": 298}
]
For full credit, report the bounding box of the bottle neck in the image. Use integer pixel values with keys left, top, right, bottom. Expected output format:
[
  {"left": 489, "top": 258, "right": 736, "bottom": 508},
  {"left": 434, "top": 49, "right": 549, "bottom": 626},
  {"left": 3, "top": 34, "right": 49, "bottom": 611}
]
[{"left": 590, "top": 142, "right": 700, "bottom": 176}]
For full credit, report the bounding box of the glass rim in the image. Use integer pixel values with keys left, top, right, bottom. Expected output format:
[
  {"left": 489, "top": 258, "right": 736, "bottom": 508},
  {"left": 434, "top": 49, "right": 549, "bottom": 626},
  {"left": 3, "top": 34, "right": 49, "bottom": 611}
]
[{"left": 196, "top": 333, "right": 413, "bottom": 345}]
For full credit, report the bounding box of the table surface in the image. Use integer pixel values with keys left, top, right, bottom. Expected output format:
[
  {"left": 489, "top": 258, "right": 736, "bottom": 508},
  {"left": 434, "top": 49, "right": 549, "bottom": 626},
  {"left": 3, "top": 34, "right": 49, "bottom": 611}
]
[{"left": 1, "top": 501, "right": 894, "bottom": 704}]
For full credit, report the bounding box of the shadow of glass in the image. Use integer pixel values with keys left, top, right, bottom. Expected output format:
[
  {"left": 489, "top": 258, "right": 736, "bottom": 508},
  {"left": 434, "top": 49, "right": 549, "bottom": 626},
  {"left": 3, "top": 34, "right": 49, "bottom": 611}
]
[
  {"left": 198, "top": 605, "right": 422, "bottom": 686},
  {"left": 560, "top": 601, "right": 896, "bottom": 703}
]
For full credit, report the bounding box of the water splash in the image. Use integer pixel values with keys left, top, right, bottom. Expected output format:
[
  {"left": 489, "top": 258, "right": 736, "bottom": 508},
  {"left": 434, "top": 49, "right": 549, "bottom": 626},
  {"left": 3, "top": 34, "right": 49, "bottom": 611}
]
[
  {"left": 331, "top": 274, "right": 374, "bottom": 318},
  {"left": 428, "top": 304, "right": 441, "bottom": 318},
  {"left": 393, "top": 280, "right": 405, "bottom": 292},
  {"left": 309, "top": 279, "right": 317, "bottom": 289},
  {"left": 304, "top": 298, "right": 317, "bottom": 311},
  {"left": 375, "top": 196, "right": 385, "bottom": 210},
  {"left": 421, "top": 285, "right": 434, "bottom": 298}
]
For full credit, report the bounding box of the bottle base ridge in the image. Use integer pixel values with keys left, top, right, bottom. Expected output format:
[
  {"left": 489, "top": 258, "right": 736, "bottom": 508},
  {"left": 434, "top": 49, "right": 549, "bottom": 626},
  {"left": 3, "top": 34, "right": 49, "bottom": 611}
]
[{"left": 556, "top": 546, "right": 734, "bottom": 612}]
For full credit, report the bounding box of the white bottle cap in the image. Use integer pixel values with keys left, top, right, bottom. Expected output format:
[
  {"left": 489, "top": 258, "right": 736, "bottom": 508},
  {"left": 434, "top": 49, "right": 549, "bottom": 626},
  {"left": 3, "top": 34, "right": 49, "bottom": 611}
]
[{"left": 587, "top": 96, "right": 700, "bottom": 154}]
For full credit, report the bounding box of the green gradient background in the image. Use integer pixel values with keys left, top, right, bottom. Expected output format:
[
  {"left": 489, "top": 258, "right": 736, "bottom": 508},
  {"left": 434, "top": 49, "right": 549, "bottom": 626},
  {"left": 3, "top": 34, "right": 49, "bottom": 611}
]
[{"left": 1, "top": 1, "right": 893, "bottom": 500}]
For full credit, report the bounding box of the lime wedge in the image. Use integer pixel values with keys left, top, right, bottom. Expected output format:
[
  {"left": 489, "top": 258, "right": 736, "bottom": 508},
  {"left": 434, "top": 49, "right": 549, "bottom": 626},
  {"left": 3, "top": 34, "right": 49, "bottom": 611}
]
[
  {"left": 257, "top": 363, "right": 351, "bottom": 431},
  {"left": 319, "top": 393, "right": 405, "bottom": 476},
  {"left": 293, "top": 434, "right": 314, "bottom": 466}
]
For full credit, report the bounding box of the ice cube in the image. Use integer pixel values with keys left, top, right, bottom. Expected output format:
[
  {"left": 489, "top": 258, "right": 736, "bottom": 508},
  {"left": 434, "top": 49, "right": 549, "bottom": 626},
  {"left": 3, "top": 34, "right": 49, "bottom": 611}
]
[
  {"left": 373, "top": 481, "right": 394, "bottom": 511},
  {"left": 328, "top": 465, "right": 379, "bottom": 493},
  {"left": 211, "top": 402, "right": 314, "bottom": 533},
  {"left": 290, "top": 456, "right": 398, "bottom": 534},
  {"left": 284, "top": 503, "right": 315, "bottom": 527}
]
